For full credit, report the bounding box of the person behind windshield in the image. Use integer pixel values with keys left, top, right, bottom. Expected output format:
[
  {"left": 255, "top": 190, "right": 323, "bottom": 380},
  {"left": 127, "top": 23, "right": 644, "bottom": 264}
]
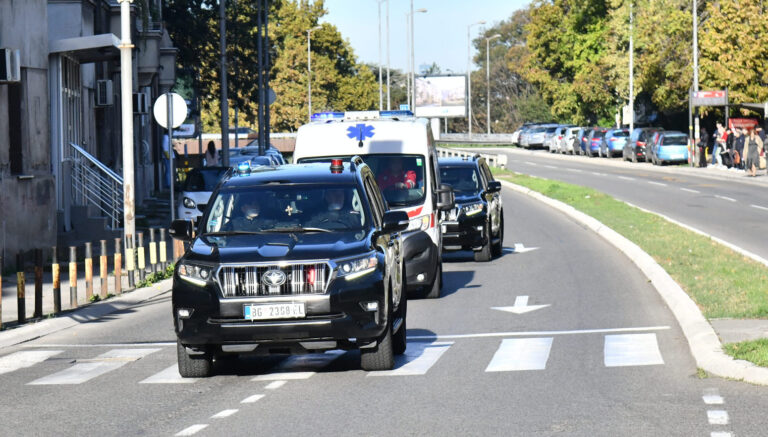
[
  {"left": 231, "top": 193, "right": 273, "bottom": 230},
  {"left": 377, "top": 157, "right": 417, "bottom": 190},
  {"left": 309, "top": 188, "right": 360, "bottom": 229}
]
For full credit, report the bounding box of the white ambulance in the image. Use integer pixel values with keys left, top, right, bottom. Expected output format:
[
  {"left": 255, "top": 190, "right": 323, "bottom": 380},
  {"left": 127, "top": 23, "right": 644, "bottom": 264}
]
[{"left": 293, "top": 111, "right": 454, "bottom": 298}]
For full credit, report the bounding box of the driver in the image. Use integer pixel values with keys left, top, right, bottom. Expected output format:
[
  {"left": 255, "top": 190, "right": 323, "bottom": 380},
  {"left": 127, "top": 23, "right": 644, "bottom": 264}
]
[
  {"left": 310, "top": 188, "right": 360, "bottom": 228},
  {"left": 232, "top": 193, "right": 273, "bottom": 230},
  {"left": 377, "top": 157, "right": 417, "bottom": 191}
]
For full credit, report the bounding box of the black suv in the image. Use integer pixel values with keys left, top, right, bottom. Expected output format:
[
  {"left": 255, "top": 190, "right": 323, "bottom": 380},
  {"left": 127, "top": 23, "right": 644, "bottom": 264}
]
[
  {"left": 438, "top": 156, "right": 504, "bottom": 261},
  {"left": 169, "top": 158, "right": 410, "bottom": 377}
]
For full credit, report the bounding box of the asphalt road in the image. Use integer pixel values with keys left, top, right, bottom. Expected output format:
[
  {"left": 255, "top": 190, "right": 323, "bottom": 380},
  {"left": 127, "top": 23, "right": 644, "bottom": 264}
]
[
  {"left": 1, "top": 189, "right": 767, "bottom": 436},
  {"left": 492, "top": 147, "right": 768, "bottom": 261}
]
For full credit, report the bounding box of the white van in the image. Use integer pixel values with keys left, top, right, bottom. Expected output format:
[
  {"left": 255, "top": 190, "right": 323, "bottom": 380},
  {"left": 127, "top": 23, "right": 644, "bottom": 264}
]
[{"left": 294, "top": 111, "right": 454, "bottom": 298}]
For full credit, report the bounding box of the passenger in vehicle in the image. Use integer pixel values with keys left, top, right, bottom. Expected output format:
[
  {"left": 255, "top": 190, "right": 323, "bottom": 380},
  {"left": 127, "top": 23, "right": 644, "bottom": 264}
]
[
  {"left": 310, "top": 188, "right": 361, "bottom": 229},
  {"left": 377, "top": 158, "right": 417, "bottom": 191}
]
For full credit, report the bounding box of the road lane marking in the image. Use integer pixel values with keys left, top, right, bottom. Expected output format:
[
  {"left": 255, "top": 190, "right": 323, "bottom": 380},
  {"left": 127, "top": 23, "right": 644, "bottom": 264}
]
[
  {"left": 485, "top": 338, "right": 553, "bottom": 372},
  {"left": 265, "top": 380, "right": 286, "bottom": 390},
  {"left": 566, "top": 168, "right": 583, "bottom": 173},
  {"left": 175, "top": 424, "right": 208, "bottom": 436},
  {"left": 604, "top": 334, "right": 664, "bottom": 367},
  {"left": 703, "top": 389, "right": 724, "bottom": 405},
  {"left": 524, "top": 161, "right": 538, "bottom": 166},
  {"left": 647, "top": 181, "right": 667, "bottom": 187},
  {"left": 707, "top": 410, "right": 729, "bottom": 425},
  {"left": 512, "top": 243, "right": 539, "bottom": 253},
  {"left": 22, "top": 342, "right": 175, "bottom": 348},
  {"left": 368, "top": 341, "right": 453, "bottom": 376},
  {"left": 492, "top": 295, "right": 549, "bottom": 314},
  {"left": 542, "top": 164, "right": 557, "bottom": 169},
  {"left": 28, "top": 348, "right": 160, "bottom": 385},
  {"left": 750, "top": 204, "right": 768, "bottom": 212},
  {"left": 0, "top": 350, "right": 62, "bottom": 376},
  {"left": 714, "top": 195, "right": 736, "bottom": 202},
  {"left": 140, "top": 364, "right": 196, "bottom": 384},
  {"left": 591, "top": 172, "right": 607, "bottom": 176},
  {"left": 407, "top": 325, "right": 670, "bottom": 340},
  {"left": 680, "top": 187, "right": 700, "bottom": 194},
  {"left": 241, "top": 394, "right": 265, "bottom": 404},
  {"left": 711, "top": 432, "right": 732, "bottom": 437},
  {"left": 251, "top": 350, "right": 344, "bottom": 381},
  {"left": 211, "top": 409, "right": 238, "bottom": 419},
  {"left": 618, "top": 176, "right": 636, "bottom": 181}
]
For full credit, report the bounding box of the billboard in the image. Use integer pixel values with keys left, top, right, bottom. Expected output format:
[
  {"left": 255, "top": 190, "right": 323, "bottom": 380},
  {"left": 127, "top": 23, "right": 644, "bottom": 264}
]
[{"left": 414, "top": 75, "right": 467, "bottom": 118}]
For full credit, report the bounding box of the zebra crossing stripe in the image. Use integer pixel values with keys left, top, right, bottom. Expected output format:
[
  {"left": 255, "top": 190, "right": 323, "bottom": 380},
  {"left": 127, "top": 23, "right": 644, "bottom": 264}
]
[
  {"left": 140, "top": 364, "right": 197, "bottom": 384},
  {"left": 368, "top": 341, "right": 453, "bottom": 376},
  {"left": 28, "top": 348, "right": 160, "bottom": 385},
  {"left": 485, "top": 338, "right": 553, "bottom": 372},
  {"left": 0, "top": 351, "right": 63, "bottom": 376},
  {"left": 251, "top": 350, "right": 344, "bottom": 381},
  {"left": 604, "top": 334, "right": 664, "bottom": 367}
]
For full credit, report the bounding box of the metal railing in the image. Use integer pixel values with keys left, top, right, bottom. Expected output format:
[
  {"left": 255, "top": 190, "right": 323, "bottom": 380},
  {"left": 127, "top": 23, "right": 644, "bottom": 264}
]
[
  {"left": 436, "top": 147, "right": 508, "bottom": 169},
  {"left": 69, "top": 143, "right": 123, "bottom": 229}
]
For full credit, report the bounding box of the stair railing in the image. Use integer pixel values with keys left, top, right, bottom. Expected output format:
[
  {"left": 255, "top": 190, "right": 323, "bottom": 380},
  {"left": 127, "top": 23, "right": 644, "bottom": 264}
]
[{"left": 68, "top": 143, "right": 124, "bottom": 229}]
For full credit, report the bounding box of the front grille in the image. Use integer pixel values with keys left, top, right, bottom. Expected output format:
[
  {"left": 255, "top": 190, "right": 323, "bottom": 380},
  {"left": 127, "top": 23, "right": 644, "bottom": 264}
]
[{"left": 217, "top": 263, "right": 331, "bottom": 298}]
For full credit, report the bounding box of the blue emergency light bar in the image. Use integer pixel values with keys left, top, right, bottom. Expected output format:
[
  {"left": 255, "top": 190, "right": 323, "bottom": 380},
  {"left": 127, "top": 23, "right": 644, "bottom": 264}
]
[
  {"left": 311, "top": 110, "right": 414, "bottom": 123},
  {"left": 379, "top": 110, "right": 414, "bottom": 118},
  {"left": 310, "top": 112, "right": 345, "bottom": 122}
]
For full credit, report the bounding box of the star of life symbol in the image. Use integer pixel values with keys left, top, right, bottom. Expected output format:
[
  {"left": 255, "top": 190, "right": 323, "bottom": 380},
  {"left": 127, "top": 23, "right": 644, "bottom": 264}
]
[{"left": 347, "top": 124, "right": 375, "bottom": 142}]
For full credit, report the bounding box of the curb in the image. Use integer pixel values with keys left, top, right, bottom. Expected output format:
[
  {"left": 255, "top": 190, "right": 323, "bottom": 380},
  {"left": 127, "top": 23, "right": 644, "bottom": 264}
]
[
  {"left": 499, "top": 179, "right": 768, "bottom": 385},
  {"left": 0, "top": 278, "right": 172, "bottom": 350}
]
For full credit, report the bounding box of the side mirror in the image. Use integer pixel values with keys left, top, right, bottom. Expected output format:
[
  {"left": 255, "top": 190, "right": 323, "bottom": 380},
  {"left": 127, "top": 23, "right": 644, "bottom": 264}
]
[
  {"left": 487, "top": 181, "right": 502, "bottom": 193},
  {"left": 436, "top": 183, "right": 455, "bottom": 212},
  {"left": 381, "top": 210, "right": 410, "bottom": 234},
  {"left": 169, "top": 219, "right": 194, "bottom": 242}
]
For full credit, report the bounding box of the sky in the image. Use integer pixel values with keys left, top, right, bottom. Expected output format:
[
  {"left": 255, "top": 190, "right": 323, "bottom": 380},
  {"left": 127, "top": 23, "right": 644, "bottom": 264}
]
[{"left": 321, "top": 0, "right": 528, "bottom": 75}]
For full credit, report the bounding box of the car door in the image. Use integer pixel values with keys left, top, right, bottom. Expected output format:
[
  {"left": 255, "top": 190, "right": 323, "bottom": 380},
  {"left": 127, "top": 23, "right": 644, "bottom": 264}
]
[
  {"left": 479, "top": 161, "right": 502, "bottom": 235},
  {"left": 363, "top": 173, "right": 403, "bottom": 307}
]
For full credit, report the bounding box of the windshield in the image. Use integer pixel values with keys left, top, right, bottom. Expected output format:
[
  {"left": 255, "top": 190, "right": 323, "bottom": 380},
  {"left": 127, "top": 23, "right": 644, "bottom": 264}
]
[
  {"left": 611, "top": 131, "right": 629, "bottom": 137},
  {"left": 298, "top": 154, "right": 426, "bottom": 207},
  {"left": 440, "top": 166, "right": 480, "bottom": 195},
  {"left": 663, "top": 135, "right": 688, "bottom": 146},
  {"left": 184, "top": 168, "right": 229, "bottom": 192},
  {"left": 203, "top": 184, "right": 368, "bottom": 233},
  {"left": 592, "top": 131, "right": 606, "bottom": 138}
]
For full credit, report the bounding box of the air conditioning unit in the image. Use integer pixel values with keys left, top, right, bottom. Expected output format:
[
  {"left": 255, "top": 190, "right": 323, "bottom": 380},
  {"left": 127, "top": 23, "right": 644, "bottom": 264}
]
[
  {"left": 95, "top": 80, "right": 114, "bottom": 106},
  {"left": 133, "top": 92, "right": 149, "bottom": 114},
  {"left": 0, "top": 48, "right": 21, "bottom": 83}
]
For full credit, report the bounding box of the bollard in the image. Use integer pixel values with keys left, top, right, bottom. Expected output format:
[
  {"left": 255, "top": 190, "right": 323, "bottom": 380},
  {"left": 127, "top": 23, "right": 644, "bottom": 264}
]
[
  {"left": 69, "top": 246, "right": 78, "bottom": 309},
  {"left": 99, "top": 240, "right": 108, "bottom": 298},
  {"left": 137, "top": 232, "right": 146, "bottom": 281},
  {"left": 173, "top": 239, "right": 184, "bottom": 262},
  {"left": 84, "top": 242, "right": 93, "bottom": 301},
  {"left": 16, "top": 252, "right": 25, "bottom": 324},
  {"left": 52, "top": 247, "right": 61, "bottom": 313},
  {"left": 114, "top": 238, "right": 122, "bottom": 295},
  {"left": 159, "top": 228, "right": 168, "bottom": 270},
  {"left": 125, "top": 235, "right": 135, "bottom": 288},
  {"left": 149, "top": 228, "right": 158, "bottom": 274},
  {"left": 34, "top": 249, "right": 43, "bottom": 318},
  {"left": 0, "top": 255, "right": 3, "bottom": 329}
]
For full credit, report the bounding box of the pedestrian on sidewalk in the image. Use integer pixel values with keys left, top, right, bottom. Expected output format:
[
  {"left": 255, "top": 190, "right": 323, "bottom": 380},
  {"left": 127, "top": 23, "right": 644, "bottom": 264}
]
[
  {"left": 735, "top": 128, "right": 745, "bottom": 169},
  {"left": 204, "top": 141, "right": 220, "bottom": 167},
  {"left": 743, "top": 128, "right": 762, "bottom": 177},
  {"left": 698, "top": 128, "right": 709, "bottom": 168},
  {"left": 722, "top": 127, "right": 734, "bottom": 168},
  {"left": 713, "top": 122, "right": 725, "bottom": 166}
]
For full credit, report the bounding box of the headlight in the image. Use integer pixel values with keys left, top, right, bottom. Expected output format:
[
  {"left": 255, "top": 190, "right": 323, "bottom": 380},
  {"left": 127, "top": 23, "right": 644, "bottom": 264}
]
[
  {"left": 337, "top": 253, "right": 378, "bottom": 280},
  {"left": 461, "top": 202, "right": 484, "bottom": 217},
  {"left": 183, "top": 197, "right": 197, "bottom": 209},
  {"left": 407, "top": 215, "right": 430, "bottom": 232},
  {"left": 178, "top": 262, "right": 213, "bottom": 287}
]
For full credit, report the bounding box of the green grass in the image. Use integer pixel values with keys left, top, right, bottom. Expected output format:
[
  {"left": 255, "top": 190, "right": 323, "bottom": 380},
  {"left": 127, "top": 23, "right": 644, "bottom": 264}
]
[{"left": 724, "top": 339, "right": 768, "bottom": 367}]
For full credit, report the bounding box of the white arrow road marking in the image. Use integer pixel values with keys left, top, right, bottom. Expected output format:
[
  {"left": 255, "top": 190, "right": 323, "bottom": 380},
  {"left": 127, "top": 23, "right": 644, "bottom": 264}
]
[
  {"left": 0, "top": 350, "right": 62, "bottom": 376},
  {"left": 485, "top": 338, "right": 553, "bottom": 372},
  {"left": 368, "top": 341, "right": 453, "bottom": 376},
  {"left": 140, "top": 364, "right": 197, "bottom": 384},
  {"left": 251, "top": 350, "right": 344, "bottom": 381},
  {"left": 28, "top": 348, "right": 160, "bottom": 385},
  {"left": 604, "top": 334, "right": 663, "bottom": 367},
  {"left": 512, "top": 243, "right": 539, "bottom": 253},
  {"left": 492, "top": 295, "right": 550, "bottom": 315}
]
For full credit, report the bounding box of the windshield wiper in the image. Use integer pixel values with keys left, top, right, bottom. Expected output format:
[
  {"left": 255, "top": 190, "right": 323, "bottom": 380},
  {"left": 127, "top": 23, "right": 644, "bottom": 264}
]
[
  {"left": 261, "top": 227, "right": 332, "bottom": 233},
  {"left": 201, "top": 231, "right": 265, "bottom": 236}
]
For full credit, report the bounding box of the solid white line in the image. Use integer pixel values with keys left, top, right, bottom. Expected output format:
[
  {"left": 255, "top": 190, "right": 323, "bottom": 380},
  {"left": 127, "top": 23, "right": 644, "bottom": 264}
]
[
  {"left": 407, "top": 326, "right": 671, "bottom": 341},
  {"left": 241, "top": 394, "right": 265, "bottom": 404},
  {"left": 175, "top": 424, "right": 208, "bottom": 436},
  {"left": 485, "top": 338, "right": 553, "bottom": 372},
  {"left": 707, "top": 410, "right": 729, "bottom": 425},
  {"left": 618, "top": 176, "right": 636, "bottom": 181},
  {"left": 28, "top": 348, "right": 160, "bottom": 385},
  {"left": 647, "top": 181, "right": 667, "bottom": 187},
  {"left": 604, "top": 334, "right": 664, "bottom": 367},
  {"left": 140, "top": 364, "right": 196, "bottom": 384},
  {"left": 714, "top": 195, "right": 736, "bottom": 203},
  {"left": 680, "top": 187, "right": 700, "bottom": 194},
  {"left": 750, "top": 204, "right": 768, "bottom": 212},
  {"left": 21, "top": 342, "right": 175, "bottom": 348},
  {"left": 0, "top": 351, "right": 63, "bottom": 376},
  {"left": 211, "top": 409, "right": 238, "bottom": 419},
  {"left": 368, "top": 341, "right": 453, "bottom": 377},
  {"left": 265, "top": 380, "right": 286, "bottom": 390}
]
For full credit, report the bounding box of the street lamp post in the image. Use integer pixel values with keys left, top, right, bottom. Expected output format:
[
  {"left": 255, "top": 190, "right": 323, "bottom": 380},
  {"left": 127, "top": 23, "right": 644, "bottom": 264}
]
[
  {"left": 118, "top": 0, "right": 135, "bottom": 249},
  {"left": 486, "top": 34, "right": 501, "bottom": 135},
  {"left": 467, "top": 20, "right": 486, "bottom": 138},
  {"left": 307, "top": 25, "right": 322, "bottom": 122},
  {"left": 628, "top": 1, "right": 634, "bottom": 133},
  {"left": 386, "top": 0, "right": 391, "bottom": 110},
  {"left": 377, "top": 0, "right": 385, "bottom": 110},
  {"left": 410, "top": 4, "right": 427, "bottom": 110}
]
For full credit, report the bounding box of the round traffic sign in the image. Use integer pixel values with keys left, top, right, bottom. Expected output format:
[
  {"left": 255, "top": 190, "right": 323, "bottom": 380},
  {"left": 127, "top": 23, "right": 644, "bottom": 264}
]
[{"left": 153, "top": 93, "right": 188, "bottom": 129}]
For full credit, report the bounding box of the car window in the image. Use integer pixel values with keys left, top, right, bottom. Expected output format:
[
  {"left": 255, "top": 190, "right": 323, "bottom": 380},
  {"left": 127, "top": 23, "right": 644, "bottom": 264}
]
[
  {"left": 440, "top": 166, "right": 480, "bottom": 194},
  {"left": 611, "top": 131, "right": 629, "bottom": 137},
  {"left": 184, "top": 168, "right": 229, "bottom": 192},
  {"left": 663, "top": 135, "right": 688, "bottom": 146}
]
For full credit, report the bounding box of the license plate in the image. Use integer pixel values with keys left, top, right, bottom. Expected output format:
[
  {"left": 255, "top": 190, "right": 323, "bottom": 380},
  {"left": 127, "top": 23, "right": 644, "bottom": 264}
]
[
  {"left": 244, "top": 303, "right": 306, "bottom": 320},
  {"left": 672, "top": 154, "right": 684, "bottom": 160}
]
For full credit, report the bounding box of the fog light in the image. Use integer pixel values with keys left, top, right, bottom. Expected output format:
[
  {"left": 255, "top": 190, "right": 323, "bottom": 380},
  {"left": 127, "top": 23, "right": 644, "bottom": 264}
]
[
  {"left": 417, "top": 273, "right": 425, "bottom": 282},
  {"left": 177, "top": 308, "right": 193, "bottom": 319},
  {"left": 363, "top": 301, "right": 378, "bottom": 312},
  {"left": 476, "top": 226, "right": 484, "bottom": 231}
]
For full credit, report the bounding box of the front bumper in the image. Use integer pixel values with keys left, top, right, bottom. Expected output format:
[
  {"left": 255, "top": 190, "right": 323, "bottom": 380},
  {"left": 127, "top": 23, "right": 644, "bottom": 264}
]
[
  {"left": 401, "top": 230, "right": 439, "bottom": 293},
  {"left": 172, "top": 269, "right": 389, "bottom": 350},
  {"left": 441, "top": 212, "right": 487, "bottom": 251}
]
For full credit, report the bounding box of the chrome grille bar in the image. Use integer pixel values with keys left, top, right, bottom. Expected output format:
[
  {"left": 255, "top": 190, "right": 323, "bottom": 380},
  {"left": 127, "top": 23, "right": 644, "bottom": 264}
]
[{"left": 217, "top": 263, "right": 331, "bottom": 298}]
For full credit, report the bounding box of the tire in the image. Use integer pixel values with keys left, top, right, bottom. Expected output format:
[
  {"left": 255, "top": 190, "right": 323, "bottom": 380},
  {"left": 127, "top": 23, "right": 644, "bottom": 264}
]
[
  {"left": 392, "top": 293, "right": 407, "bottom": 355},
  {"left": 474, "top": 222, "right": 492, "bottom": 262},
  {"left": 491, "top": 213, "right": 504, "bottom": 257},
  {"left": 177, "top": 340, "right": 213, "bottom": 378},
  {"left": 425, "top": 262, "right": 442, "bottom": 299},
  {"left": 361, "top": 323, "right": 395, "bottom": 371}
]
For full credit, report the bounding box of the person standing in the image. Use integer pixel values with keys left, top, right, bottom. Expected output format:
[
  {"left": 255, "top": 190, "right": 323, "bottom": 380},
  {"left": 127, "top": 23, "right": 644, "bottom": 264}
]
[
  {"left": 744, "top": 128, "right": 763, "bottom": 177},
  {"left": 713, "top": 122, "right": 725, "bottom": 166},
  {"left": 735, "top": 128, "right": 745, "bottom": 169},
  {"left": 697, "top": 128, "right": 709, "bottom": 168},
  {"left": 204, "top": 141, "right": 220, "bottom": 167}
]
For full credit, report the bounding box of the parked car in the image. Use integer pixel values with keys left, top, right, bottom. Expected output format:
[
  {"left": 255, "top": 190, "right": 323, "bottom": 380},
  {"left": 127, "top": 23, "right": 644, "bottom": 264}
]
[
  {"left": 575, "top": 127, "right": 592, "bottom": 155},
  {"left": 229, "top": 153, "right": 278, "bottom": 169},
  {"left": 547, "top": 126, "right": 572, "bottom": 153},
  {"left": 177, "top": 166, "right": 231, "bottom": 223},
  {"left": 438, "top": 156, "right": 504, "bottom": 262},
  {"left": 623, "top": 127, "right": 664, "bottom": 163},
  {"left": 585, "top": 128, "right": 607, "bottom": 157},
  {"left": 561, "top": 127, "right": 582, "bottom": 154},
  {"left": 600, "top": 128, "right": 629, "bottom": 158},
  {"left": 241, "top": 141, "right": 287, "bottom": 165},
  {"left": 649, "top": 131, "right": 689, "bottom": 165},
  {"left": 523, "top": 124, "right": 557, "bottom": 149}
]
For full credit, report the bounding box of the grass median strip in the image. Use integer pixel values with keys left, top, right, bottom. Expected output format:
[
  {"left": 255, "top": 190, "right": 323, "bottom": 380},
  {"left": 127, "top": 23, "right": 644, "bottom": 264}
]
[{"left": 492, "top": 169, "right": 768, "bottom": 365}]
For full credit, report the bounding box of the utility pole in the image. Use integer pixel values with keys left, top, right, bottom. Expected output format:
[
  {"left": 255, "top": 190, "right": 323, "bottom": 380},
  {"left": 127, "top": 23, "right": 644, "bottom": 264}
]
[
  {"left": 118, "top": 0, "right": 135, "bottom": 249},
  {"left": 378, "top": 0, "right": 384, "bottom": 110},
  {"left": 219, "top": 0, "right": 229, "bottom": 167},
  {"left": 693, "top": 0, "right": 700, "bottom": 164},
  {"left": 386, "top": 0, "right": 391, "bottom": 110},
  {"left": 467, "top": 20, "right": 486, "bottom": 138},
  {"left": 486, "top": 34, "right": 501, "bottom": 135},
  {"left": 629, "top": 0, "right": 634, "bottom": 133}
]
